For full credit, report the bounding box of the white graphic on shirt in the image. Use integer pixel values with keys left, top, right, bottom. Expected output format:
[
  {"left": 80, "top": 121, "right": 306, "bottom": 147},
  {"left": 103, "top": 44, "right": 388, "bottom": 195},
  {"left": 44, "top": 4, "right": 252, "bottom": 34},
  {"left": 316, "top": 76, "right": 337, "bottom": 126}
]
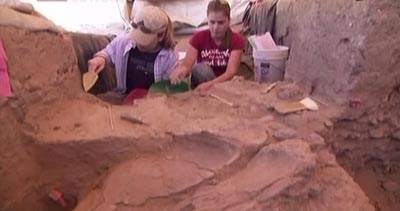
[
  {"left": 129, "top": 57, "right": 154, "bottom": 75},
  {"left": 200, "top": 49, "right": 230, "bottom": 67}
]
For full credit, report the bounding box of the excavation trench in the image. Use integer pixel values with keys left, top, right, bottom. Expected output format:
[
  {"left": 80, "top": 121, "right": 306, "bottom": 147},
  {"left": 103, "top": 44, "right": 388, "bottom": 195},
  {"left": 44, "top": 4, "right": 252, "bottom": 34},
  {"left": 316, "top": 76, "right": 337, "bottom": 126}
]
[{"left": 3, "top": 127, "right": 246, "bottom": 211}]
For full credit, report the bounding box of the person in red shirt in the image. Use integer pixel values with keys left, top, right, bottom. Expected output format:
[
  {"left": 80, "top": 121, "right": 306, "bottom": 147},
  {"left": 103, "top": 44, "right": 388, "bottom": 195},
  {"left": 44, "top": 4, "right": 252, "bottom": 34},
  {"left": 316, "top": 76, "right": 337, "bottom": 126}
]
[{"left": 171, "top": 0, "right": 246, "bottom": 91}]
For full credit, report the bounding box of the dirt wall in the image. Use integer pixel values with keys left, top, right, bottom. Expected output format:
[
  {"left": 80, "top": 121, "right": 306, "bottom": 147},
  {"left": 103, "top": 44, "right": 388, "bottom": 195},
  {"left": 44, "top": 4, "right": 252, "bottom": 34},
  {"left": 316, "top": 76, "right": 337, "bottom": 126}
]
[
  {"left": 274, "top": 1, "right": 400, "bottom": 210},
  {"left": 0, "top": 102, "right": 39, "bottom": 211},
  {"left": 275, "top": 0, "right": 400, "bottom": 106},
  {"left": 0, "top": 26, "right": 80, "bottom": 211}
]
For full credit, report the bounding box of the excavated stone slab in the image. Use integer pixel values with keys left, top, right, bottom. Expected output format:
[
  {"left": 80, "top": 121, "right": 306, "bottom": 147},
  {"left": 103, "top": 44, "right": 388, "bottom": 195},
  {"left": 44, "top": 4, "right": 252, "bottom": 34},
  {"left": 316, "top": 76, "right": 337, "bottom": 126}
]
[
  {"left": 75, "top": 140, "right": 374, "bottom": 211},
  {"left": 74, "top": 133, "right": 240, "bottom": 210}
]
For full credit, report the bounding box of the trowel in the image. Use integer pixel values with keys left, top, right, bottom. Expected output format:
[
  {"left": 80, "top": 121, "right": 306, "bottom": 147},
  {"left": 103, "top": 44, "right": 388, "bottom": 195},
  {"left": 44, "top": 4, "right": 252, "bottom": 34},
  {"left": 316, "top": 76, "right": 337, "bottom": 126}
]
[
  {"left": 82, "top": 70, "right": 98, "bottom": 92},
  {"left": 274, "top": 97, "right": 319, "bottom": 114}
]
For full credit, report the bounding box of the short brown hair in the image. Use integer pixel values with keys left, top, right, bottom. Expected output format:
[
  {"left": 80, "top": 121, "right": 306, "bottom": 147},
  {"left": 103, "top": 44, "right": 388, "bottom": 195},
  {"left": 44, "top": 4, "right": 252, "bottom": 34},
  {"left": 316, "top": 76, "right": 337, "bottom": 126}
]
[{"left": 207, "top": 0, "right": 231, "bottom": 19}]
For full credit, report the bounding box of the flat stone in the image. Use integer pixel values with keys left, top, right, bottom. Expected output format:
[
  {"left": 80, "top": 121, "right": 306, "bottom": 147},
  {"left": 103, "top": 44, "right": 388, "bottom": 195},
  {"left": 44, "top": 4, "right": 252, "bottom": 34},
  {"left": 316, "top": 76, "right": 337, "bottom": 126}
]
[
  {"left": 273, "top": 127, "right": 298, "bottom": 140},
  {"left": 317, "top": 149, "right": 337, "bottom": 166},
  {"left": 369, "top": 118, "right": 379, "bottom": 126},
  {"left": 388, "top": 117, "right": 400, "bottom": 128},
  {"left": 369, "top": 127, "right": 387, "bottom": 139},
  {"left": 0, "top": 98, "right": 8, "bottom": 107},
  {"left": 391, "top": 129, "right": 400, "bottom": 141},
  {"left": 189, "top": 140, "right": 317, "bottom": 210},
  {"left": 381, "top": 181, "right": 399, "bottom": 193},
  {"left": 306, "top": 133, "right": 326, "bottom": 147},
  {"left": 9, "top": 101, "right": 24, "bottom": 123},
  {"left": 12, "top": 80, "right": 23, "bottom": 92},
  {"left": 102, "top": 157, "right": 215, "bottom": 206},
  {"left": 324, "top": 120, "right": 334, "bottom": 128},
  {"left": 75, "top": 133, "right": 239, "bottom": 210},
  {"left": 26, "top": 80, "right": 41, "bottom": 93},
  {"left": 377, "top": 116, "right": 385, "bottom": 122}
]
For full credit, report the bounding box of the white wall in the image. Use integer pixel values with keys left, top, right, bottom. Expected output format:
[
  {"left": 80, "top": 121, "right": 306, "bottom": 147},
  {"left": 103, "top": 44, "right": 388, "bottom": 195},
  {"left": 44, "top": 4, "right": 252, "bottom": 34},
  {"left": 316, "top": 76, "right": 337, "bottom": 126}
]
[
  {"left": 25, "top": 0, "right": 127, "bottom": 34},
  {"left": 21, "top": 0, "right": 248, "bottom": 34}
]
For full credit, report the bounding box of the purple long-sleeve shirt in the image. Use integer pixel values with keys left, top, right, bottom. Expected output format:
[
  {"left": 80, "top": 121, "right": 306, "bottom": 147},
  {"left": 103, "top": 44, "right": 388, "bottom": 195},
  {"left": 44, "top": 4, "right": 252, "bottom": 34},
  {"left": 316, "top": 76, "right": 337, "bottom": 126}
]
[{"left": 96, "top": 34, "right": 179, "bottom": 93}]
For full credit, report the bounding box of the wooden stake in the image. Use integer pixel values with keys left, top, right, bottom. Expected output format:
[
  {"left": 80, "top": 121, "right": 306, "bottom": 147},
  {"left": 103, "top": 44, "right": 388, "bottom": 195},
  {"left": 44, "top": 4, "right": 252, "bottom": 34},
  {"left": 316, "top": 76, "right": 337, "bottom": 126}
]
[
  {"left": 108, "top": 104, "right": 114, "bottom": 130},
  {"left": 260, "top": 82, "right": 277, "bottom": 94},
  {"left": 120, "top": 112, "right": 145, "bottom": 125},
  {"left": 210, "top": 93, "right": 234, "bottom": 107}
]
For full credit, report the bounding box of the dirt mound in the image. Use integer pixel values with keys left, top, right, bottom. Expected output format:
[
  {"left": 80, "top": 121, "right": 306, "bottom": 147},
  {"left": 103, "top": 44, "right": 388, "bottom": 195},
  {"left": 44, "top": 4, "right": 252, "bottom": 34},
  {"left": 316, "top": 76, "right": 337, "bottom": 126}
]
[
  {"left": 0, "top": 26, "right": 83, "bottom": 211},
  {"left": 0, "top": 25, "right": 373, "bottom": 211}
]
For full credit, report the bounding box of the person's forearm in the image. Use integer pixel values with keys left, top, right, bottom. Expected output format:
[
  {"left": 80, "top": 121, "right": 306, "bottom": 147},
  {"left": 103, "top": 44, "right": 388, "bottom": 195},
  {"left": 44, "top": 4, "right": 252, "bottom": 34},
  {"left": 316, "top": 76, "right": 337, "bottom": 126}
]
[
  {"left": 94, "top": 51, "right": 109, "bottom": 64},
  {"left": 180, "top": 62, "right": 192, "bottom": 76},
  {"left": 210, "top": 70, "right": 236, "bottom": 84}
]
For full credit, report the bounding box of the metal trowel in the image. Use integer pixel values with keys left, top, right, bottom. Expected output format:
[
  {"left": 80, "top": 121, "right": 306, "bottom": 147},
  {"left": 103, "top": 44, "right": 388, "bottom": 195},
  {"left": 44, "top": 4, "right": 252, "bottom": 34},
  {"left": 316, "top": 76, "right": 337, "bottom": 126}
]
[{"left": 82, "top": 70, "right": 98, "bottom": 92}]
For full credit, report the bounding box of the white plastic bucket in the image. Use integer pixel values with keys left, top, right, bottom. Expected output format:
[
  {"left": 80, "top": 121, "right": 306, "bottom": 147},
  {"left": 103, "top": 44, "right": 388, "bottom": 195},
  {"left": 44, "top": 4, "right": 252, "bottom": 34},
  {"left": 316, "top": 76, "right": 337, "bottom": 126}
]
[{"left": 253, "top": 46, "right": 289, "bottom": 83}]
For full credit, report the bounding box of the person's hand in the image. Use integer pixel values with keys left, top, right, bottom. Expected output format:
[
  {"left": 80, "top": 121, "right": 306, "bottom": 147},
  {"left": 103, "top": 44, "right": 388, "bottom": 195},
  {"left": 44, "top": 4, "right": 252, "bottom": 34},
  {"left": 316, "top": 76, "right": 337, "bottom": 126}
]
[
  {"left": 88, "top": 56, "right": 106, "bottom": 74},
  {"left": 170, "top": 66, "right": 188, "bottom": 84},
  {"left": 195, "top": 81, "right": 214, "bottom": 92}
]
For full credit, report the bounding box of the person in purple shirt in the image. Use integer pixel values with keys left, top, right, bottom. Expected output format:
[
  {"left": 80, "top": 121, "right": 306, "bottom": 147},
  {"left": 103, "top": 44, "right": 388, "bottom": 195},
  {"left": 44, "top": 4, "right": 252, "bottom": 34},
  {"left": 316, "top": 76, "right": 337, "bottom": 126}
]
[{"left": 88, "top": 6, "right": 179, "bottom": 102}]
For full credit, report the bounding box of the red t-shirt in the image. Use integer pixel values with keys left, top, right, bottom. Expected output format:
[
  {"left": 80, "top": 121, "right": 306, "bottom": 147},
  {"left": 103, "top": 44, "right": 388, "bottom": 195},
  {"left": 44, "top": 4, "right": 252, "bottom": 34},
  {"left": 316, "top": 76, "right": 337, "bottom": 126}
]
[{"left": 190, "top": 30, "right": 246, "bottom": 76}]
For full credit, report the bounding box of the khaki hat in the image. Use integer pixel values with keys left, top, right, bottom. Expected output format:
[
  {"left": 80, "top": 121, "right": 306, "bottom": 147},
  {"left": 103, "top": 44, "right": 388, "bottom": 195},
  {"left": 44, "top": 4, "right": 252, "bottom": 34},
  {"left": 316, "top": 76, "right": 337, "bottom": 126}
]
[{"left": 129, "top": 6, "right": 169, "bottom": 46}]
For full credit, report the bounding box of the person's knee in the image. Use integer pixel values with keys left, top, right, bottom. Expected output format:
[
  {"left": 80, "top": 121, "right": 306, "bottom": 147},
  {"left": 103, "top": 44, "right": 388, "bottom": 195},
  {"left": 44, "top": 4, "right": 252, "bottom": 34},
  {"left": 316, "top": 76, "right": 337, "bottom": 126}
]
[
  {"left": 192, "top": 63, "right": 215, "bottom": 80},
  {"left": 191, "top": 63, "right": 215, "bottom": 88}
]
